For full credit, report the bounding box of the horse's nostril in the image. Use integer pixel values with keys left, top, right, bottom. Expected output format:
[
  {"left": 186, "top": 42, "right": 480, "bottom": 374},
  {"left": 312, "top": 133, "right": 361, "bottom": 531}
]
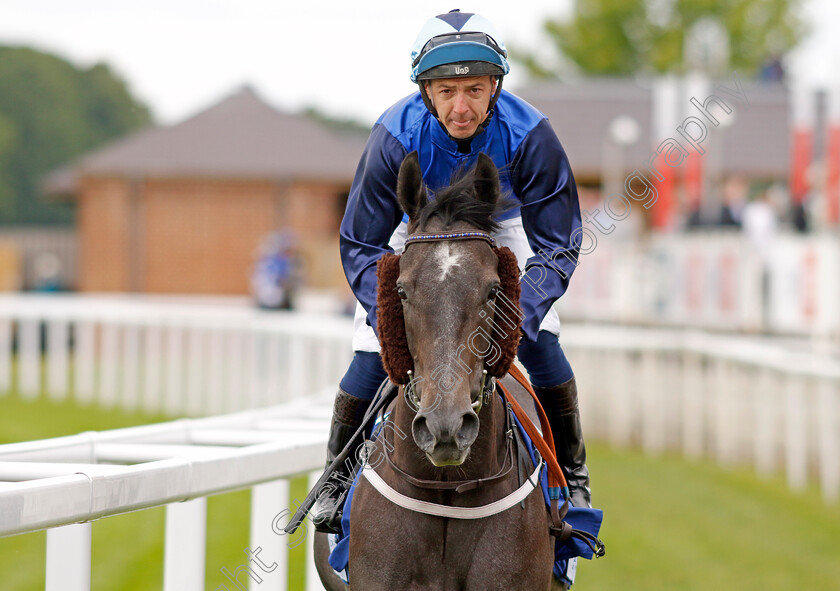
[
  {"left": 412, "top": 415, "right": 435, "bottom": 453},
  {"left": 456, "top": 411, "right": 479, "bottom": 449}
]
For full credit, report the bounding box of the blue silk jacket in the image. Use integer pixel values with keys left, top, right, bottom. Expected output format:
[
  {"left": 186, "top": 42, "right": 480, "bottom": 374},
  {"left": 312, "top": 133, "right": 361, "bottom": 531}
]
[{"left": 339, "top": 90, "right": 582, "bottom": 342}]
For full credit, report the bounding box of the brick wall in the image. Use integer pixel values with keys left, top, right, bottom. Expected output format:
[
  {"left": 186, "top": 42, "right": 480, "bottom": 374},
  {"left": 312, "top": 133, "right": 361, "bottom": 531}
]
[
  {"left": 78, "top": 176, "right": 350, "bottom": 294},
  {"left": 143, "top": 179, "right": 278, "bottom": 293},
  {"left": 78, "top": 177, "right": 133, "bottom": 291}
]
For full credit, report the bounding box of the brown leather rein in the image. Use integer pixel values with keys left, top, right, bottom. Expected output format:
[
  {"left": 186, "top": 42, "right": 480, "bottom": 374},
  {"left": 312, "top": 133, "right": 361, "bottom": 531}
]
[{"left": 501, "top": 364, "right": 568, "bottom": 491}]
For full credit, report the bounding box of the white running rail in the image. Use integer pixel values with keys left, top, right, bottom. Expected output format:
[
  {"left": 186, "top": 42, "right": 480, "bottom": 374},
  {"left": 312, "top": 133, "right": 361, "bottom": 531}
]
[
  {"left": 564, "top": 325, "right": 840, "bottom": 504},
  {"left": 0, "top": 293, "right": 355, "bottom": 416},
  {"left": 0, "top": 391, "right": 334, "bottom": 591},
  {"left": 1, "top": 296, "right": 838, "bottom": 590}
]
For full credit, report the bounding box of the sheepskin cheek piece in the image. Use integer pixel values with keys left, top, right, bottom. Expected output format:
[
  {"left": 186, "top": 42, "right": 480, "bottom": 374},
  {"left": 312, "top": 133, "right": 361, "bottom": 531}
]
[
  {"left": 376, "top": 253, "right": 411, "bottom": 384},
  {"left": 375, "top": 247, "right": 522, "bottom": 385}
]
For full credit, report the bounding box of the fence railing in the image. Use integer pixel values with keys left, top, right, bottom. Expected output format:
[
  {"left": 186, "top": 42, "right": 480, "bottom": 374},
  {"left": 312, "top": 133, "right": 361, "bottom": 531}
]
[
  {"left": 1, "top": 296, "right": 838, "bottom": 589},
  {"left": 558, "top": 231, "right": 840, "bottom": 338},
  {"left": 0, "top": 392, "right": 334, "bottom": 591},
  {"left": 0, "top": 293, "right": 354, "bottom": 417},
  {"left": 565, "top": 325, "right": 840, "bottom": 503}
]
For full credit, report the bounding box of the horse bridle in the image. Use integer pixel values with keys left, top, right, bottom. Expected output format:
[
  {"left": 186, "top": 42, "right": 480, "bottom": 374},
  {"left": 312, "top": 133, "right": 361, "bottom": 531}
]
[{"left": 400, "top": 230, "right": 499, "bottom": 415}]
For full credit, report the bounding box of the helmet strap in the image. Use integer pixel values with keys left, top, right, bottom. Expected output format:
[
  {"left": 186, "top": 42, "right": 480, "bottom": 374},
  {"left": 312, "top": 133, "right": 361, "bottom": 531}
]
[
  {"left": 419, "top": 82, "right": 438, "bottom": 118},
  {"left": 488, "top": 75, "right": 503, "bottom": 112}
]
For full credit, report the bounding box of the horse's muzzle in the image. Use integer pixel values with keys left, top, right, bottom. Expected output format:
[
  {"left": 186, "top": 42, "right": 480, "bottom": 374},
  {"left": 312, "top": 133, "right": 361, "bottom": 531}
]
[{"left": 412, "top": 408, "right": 479, "bottom": 466}]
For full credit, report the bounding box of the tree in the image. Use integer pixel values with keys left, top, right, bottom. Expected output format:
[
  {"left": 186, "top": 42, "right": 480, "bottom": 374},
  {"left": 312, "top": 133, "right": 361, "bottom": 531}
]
[
  {"left": 301, "top": 106, "right": 371, "bottom": 137},
  {"left": 517, "top": 0, "right": 806, "bottom": 78},
  {"left": 0, "top": 47, "right": 152, "bottom": 224}
]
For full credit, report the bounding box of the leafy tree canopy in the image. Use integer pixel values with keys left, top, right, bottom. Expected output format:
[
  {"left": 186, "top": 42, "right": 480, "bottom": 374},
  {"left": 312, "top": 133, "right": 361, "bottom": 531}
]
[
  {"left": 0, "top": 46, "right": 152, "bottom": 224},
  {"left": 516, "top": 0, "right": 806, "bottom": 79},
  {"left": 301, "top": 105, "right": 371, "bottom": 138}
]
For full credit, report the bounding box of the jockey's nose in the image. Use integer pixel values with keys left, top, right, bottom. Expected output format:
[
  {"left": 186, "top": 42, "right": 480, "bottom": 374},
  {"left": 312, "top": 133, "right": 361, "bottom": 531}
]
[
  {"left": 412, "top": 408, "right": 479, "bottom": 458},
  {"left": 452, "top": 91, "right": 470, "bottom": 114}
]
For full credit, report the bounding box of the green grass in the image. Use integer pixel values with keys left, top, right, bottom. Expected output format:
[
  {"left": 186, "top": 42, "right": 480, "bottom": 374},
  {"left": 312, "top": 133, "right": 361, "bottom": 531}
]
[
  {"left": 2, "top": 389, "right": 839, "bottom": 590},
  {"left": 580, "top": 444, "right": 840, "bottom": 590}
]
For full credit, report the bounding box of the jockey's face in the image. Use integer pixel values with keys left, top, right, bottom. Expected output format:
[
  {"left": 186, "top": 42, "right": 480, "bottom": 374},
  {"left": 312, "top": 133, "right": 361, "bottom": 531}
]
[{"left": 425, "top": 76, "right": 496, "bottom": 139}]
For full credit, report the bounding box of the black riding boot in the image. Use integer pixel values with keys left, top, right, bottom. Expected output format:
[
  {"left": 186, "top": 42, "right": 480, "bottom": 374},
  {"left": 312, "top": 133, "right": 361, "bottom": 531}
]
[
  {"left": 532, "top": 377, "right": 592, "bottom": 508},
  {"left": 312, "top": 388, "right": 373, "bottom": 534}
]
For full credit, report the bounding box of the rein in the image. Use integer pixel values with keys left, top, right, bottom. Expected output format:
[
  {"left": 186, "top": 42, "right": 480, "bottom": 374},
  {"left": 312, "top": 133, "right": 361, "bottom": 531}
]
[{"left": 500, "top": 364, "right": 568, "bottom": 492}]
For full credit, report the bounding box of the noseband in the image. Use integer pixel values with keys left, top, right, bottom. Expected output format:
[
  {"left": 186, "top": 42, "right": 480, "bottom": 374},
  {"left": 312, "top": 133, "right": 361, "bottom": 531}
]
[{"left": 391, "top": 230, "right": 507, "bottom": 415}]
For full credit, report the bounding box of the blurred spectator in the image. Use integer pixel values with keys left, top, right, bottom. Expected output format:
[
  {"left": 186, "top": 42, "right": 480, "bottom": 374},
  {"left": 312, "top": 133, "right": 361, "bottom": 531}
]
[
  {"left": 759, "top": 55, "right": 785, "bottom": 83},
  {"left": 741, "top": 187, "right": 778, "bottom": 326},
  {"left": 719, "top": 176, "right": 747, "bottom": 227},
  {"left": 33, "top": 252, "right": 63, "bottom": 292},
  {"left": 250, "top": 230, "right": 301, "bottom": 310},
  {"left": 791, "top": 201, "right": 809, "bottom": 233}
]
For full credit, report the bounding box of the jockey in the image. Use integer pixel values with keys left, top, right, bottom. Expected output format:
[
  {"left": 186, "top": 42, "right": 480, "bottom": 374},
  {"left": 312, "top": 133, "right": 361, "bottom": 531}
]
[{"left": 315, "top": 9, "right": 591, "bottom": 539}]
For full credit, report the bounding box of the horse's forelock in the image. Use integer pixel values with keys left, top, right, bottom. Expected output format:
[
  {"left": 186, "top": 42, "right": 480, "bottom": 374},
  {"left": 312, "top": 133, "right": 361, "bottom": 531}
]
[{"left": 416, "top": 170, "right": 510, "bottom": 233}]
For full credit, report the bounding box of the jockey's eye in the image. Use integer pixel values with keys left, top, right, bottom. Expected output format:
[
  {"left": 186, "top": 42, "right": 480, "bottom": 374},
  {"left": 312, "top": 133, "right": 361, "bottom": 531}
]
[{"left": 397, "top": 286, "right": 408, "bottom": 300}]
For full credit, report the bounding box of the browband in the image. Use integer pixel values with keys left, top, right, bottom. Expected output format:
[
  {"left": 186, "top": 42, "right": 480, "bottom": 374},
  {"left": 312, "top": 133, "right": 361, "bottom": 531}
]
[{"left": 403, "top": 231, "right": 496, "bottom": 250}]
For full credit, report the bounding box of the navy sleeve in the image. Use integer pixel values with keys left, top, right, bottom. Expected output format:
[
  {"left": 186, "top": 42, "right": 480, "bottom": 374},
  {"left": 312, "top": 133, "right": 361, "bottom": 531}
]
[
  {"left": 339, "top": 123, "right": 407, "bottom": 336},
  {"left": 510, "top": 118, "right": 582, "bottom": 342}
]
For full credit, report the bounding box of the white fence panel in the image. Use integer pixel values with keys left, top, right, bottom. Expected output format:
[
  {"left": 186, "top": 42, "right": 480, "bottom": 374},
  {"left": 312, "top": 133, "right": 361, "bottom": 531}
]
[
  {"left": 164, "top": 498, "right": 207, "bottom": 591},
  {"left": 563, "top": 324, "right": 840, "bottom": 504},
  {"left": 0, "top": 318, "right": 11, "bottom": 393},
  {"left": 0, "top": 391, "right": 337, "bottom": 590},
  {"left": 559, "top": 231, "right": 840, "bottom": 337},
  {"left": 1, "top": 295, "right": 839, "bottom": 590},
  {"left": 45, "top": 523, "right": 91, "bottom": 591}
]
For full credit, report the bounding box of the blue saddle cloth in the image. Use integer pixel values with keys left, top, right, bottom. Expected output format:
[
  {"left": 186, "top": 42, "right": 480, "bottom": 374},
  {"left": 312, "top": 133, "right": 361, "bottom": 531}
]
[{"left": 327, "top": 411, "right": 603, "bottom": 586}]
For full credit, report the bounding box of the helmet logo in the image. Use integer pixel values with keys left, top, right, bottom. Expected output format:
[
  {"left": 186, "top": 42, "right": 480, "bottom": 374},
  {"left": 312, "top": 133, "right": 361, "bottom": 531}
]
[{"left": 455, "top": 65, "right": 470, "bottom": 75}]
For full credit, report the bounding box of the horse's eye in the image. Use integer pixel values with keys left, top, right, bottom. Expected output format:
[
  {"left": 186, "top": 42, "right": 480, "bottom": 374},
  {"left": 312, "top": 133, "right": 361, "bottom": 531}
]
[
  {"left": 487, "top": 286, "right": 500, "bottom": 301},
  {"left": 397, "top": 286, "right": 408, "bottom": 300}
]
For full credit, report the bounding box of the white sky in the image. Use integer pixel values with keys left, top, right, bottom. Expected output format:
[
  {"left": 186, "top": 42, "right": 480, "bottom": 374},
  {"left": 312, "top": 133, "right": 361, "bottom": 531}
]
[{"left": 1, "top": 0, "right": 838, "bottom": 126}]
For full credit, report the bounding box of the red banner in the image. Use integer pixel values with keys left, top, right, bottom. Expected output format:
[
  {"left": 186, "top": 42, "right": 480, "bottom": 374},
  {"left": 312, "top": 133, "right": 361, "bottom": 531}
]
[
  {"left": 789, "top": 128, "right": 813, "bottom": 205},
  {"left": 825, "top": 126, "right": 840, "bottom": 225}
]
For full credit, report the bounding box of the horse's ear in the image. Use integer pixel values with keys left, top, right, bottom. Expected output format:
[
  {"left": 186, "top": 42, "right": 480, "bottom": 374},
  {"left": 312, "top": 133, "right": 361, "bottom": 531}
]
[
  {"left": 397, "top": 151, "right": 427, "bottom": 220},
  {"left": 474, "top": 152, "right": 500, "bottom": 206}
]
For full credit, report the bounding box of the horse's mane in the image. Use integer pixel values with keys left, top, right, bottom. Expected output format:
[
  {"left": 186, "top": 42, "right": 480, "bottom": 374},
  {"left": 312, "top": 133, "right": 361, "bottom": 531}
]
[{"left": 416, "top": 166, "right": 511, "bottom": 232}]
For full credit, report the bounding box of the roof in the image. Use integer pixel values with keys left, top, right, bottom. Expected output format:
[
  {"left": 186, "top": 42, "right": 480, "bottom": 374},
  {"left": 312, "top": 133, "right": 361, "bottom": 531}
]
[
  {"left": 517, "top": 78, "right": 790, "bottom": 179},
  {"left": 46, "top": 78, "right": 792, "bottom": 198},
  {"left": 47, "top": 86, "right": 367, "bottom": 194}
]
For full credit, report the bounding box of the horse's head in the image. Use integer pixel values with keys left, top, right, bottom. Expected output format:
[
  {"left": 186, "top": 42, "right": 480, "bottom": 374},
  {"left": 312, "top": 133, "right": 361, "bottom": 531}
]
[{"left": 377, "top": 151, "right": 521, "bottom": 467}]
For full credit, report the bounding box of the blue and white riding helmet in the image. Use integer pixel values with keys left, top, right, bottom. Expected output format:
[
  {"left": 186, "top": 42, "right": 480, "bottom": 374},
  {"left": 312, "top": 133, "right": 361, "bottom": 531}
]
[{"left": 410, "top": 10, "right": 509, "bottom": 119}]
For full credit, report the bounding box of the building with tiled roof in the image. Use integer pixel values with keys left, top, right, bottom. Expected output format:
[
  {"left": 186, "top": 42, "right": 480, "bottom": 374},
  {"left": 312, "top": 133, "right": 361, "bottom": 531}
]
[
  {"left": 517, "top": 78, "right": 790, "bottom": 182},
  {"left": 49, "top": 86, "right": 366, "bottom": 295}
]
